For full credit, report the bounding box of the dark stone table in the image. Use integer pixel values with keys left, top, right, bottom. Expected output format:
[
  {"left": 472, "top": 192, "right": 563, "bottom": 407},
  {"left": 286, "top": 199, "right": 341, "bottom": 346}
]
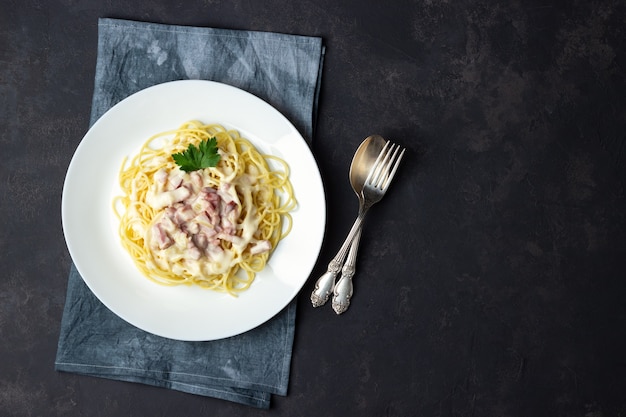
[{"left": 2, "top": 1, "right": 625, "bottom": 415}]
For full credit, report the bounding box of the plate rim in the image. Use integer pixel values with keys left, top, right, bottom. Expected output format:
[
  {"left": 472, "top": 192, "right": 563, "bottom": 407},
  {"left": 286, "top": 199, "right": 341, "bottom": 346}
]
[{"left": 61, "top": 79, "right": 326, "bottom": 341}]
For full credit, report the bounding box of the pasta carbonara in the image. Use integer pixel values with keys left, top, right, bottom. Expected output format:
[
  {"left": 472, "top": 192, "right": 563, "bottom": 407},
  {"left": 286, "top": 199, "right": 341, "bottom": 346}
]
[{"left": 113, "top": 121, "right": 296, "bottom": 294}]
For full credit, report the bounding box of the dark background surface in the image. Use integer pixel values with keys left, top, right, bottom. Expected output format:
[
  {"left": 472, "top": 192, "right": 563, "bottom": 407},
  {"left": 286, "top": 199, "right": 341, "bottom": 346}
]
[{"left": 2, "top": 0, "right": 626, "bottom": 416}]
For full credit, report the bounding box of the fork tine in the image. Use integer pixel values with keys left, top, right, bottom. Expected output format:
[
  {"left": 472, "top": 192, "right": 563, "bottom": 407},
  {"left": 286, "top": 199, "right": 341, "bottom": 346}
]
[
  {"left": 374, "top": 143, "right": 399, "bottom": 188},
  {"left": 364, "top": 141, "right": 390, "bottom": 185},
  {"left": 370, "top": 143, "right": 398, "bottom": 189},
  {"left": 381, "top": 146, "right": 405, "bottom": 191}
]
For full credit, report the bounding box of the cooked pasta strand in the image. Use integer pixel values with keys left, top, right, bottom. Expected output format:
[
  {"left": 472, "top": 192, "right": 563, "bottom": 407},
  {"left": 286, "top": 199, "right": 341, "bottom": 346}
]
[{"left": 113, "top": 121, "right": 296, "bottom": 295}]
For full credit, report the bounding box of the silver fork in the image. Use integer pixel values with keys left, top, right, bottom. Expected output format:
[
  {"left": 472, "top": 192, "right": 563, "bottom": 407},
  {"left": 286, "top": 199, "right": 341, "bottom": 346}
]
[
  {"left": 330, "top": 142, "right": 405, "bottom": 313},
  {"left": 311, "top": 141, "right": 405, "bottom": 308}
]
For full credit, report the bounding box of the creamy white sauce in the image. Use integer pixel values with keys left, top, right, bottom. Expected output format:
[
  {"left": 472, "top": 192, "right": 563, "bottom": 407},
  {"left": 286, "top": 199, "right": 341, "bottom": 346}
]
[{"left": 144, "top": 166, "right": 270, "bottom": 277}]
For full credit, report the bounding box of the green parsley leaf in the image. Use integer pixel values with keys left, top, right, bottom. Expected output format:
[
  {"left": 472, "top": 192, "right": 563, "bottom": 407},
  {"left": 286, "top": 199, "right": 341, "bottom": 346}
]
[{"left": 172, "top": 137, "right": 221, "bottom": 172}]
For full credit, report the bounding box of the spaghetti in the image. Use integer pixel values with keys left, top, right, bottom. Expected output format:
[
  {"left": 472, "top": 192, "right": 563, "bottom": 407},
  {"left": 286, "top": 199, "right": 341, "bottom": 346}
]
[{"left": 113, "top": 120, "right": 296, "bottom": 294}]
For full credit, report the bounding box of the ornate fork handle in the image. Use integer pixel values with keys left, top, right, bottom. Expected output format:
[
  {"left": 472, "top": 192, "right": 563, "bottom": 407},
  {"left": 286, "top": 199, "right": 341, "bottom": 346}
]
[
  {"left": 310, "top": 259, "right": 342, "bottom": 307},
  {"left": 332, "top": 228, "right": 361, "bottom": 314},
  {"left": 310, "top": 210, "right": 368, "bottom": 307},
  {"left": 311, "top": 140, "right": 405, "bottom": 309}
]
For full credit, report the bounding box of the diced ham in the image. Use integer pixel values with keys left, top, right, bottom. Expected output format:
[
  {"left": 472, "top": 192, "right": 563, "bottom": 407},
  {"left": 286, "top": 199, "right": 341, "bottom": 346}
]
[
  {"left": 186, "top": 240, "right": 202, "bottom": 260},
  {"left": 194, "top": 212, "right": 211, "bottom": 226},
  {"left": 175, "top": 205, "right": 195, "bottom": 223},
  {"left": 154, "top": 168, "right": 168, "bottom": 184},
  {"left": 164, "top": 206, "right": 176, "bottom": 218},
  {"left": 217, "top": 233, "right": 245, "bottom": 247},
  {"left": 185, "top": 222, "right": 200, "bottom": 234},
  {"left": 206, "top": 243, "right": 224, "bottom": 261},
  {"left": 190, "top": 171, "right": 203, "bottom": 190},
  {"left": 167, "top": 171, "right": 184, "bottom": 190},
  {"left": 198, "top": 224, "right": 217, "bottom": 238},
  {"left": 250, "top": 240, "right": 272, "bottom": 255},
  {"left": 147, "top": 187, "right": 191, "bottom": 210},
  {"left": 193, "top": 233, "right": 208, "bottom": 250},
  {"left": 159, "top": 214, "right": 177, "bottom": 233},
  {"left": 148, "top": 170, "right": 263, "bottom": 268},
  {"left": 193, "top": 188, "right": 220, "bottom": 223},
  {"left": 151, "top": 224, "right": 173, "bottom": 250},
  {"left": 218, "top": 183, "right": 240, "bottom": 206},
  {"left": 220, "top": 202, "right": 239, "bottom": 232},
  {"left": 172, "top": 229, "right": 189, "bottom": 249}
]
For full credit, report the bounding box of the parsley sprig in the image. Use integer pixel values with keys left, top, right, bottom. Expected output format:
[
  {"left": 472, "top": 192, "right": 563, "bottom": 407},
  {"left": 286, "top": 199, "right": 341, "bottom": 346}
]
[{"left": 172, "top": 137, "right": 221, "bottom": 172}]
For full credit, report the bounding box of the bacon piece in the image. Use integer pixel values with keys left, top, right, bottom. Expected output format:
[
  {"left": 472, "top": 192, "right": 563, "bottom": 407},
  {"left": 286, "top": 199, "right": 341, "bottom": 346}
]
[
  {"left": 159, "top": 214, "right": 177, "bottom": 233},
  {"left": 175, "top": 205, "right": 195, "bottom": 224},
  {"left": 147, "top": 187, "right": 191, "bottom": 210},
  {"left": 250, "top": 240, "right": 272, "bottom": 255},
  {"left": 167, "top": 171, "right": 184, "bottom": 190},
  {"left": 217, "top": 232, "right": 245, "bottom": 247},
  {"left": 154, "top": 168, "right": 168, "bottom": 185},
  {"left": 185, "top": 222, "right": 200, "bottom": 234},
  {"left": 218, "top": 183, "right": 241, "bottom": 207},
  {"left": 198, "top": 224, "right": 217, "bottom": 238},
  {"left": 186, "top": 243, "right": 202, "bottom": 260},
  {"left": 206, "top": 243, "right": 224, "bottom": 261},
  {"left": 219, "top": 202, "right": 239, "bottom": 234},
  {"left": 193, "top": 233, "right": 208, "bottom": 250},
  {"left": 190, "top": 171, "right": 203, "bottom": 190},
  {"left": 151, "top": 224, "right": 173, "bottom": 250}
]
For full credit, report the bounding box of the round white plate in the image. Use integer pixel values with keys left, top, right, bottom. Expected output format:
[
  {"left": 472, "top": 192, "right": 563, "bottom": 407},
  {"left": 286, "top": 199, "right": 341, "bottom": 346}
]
[{"left": 62, "top": 80, "right": 326, "bottom": 341}]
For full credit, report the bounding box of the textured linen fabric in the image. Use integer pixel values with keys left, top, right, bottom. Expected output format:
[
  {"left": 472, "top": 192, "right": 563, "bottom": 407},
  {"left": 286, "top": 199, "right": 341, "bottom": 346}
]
[{"left": 55, "top": 18, "right": 324, "bottom": 409}]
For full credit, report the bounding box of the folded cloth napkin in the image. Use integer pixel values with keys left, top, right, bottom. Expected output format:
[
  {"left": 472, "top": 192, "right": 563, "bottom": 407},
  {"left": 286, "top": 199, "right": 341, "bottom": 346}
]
[{"left": 55, "top": 18, "right": 324, "bottom": 409}]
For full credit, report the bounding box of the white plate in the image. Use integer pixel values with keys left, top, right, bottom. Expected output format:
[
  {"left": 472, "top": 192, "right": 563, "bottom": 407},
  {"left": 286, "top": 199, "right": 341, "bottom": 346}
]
[{"left": 62, "top": 80, "right": 326, "bottom": 341}]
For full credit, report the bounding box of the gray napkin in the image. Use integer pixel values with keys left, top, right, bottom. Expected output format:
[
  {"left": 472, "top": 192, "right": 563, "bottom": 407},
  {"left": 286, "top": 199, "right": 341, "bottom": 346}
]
[{"left": 55, "top": 18, "right": 324, "bottom": 409}]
